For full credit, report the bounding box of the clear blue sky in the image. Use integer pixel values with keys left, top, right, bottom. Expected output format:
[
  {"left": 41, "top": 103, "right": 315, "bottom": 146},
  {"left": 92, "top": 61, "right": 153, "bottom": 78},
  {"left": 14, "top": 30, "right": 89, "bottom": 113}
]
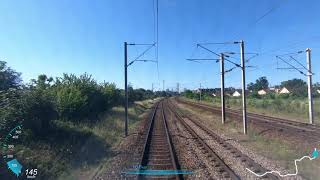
[{"left": 1, "top": 0, "right": 320, "bottom": 90}]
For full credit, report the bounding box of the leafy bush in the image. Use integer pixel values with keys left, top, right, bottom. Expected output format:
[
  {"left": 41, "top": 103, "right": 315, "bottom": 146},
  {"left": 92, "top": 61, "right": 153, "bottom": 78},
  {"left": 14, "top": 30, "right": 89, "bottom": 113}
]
[
  {"left": 54, "top": 73, "right": 113, "bottom": 121},
  {"left": 277, "top": 93, "right": 290, "bottom": 99},
  {"left": 0, "top": 89, "right": 25, "bottom": 133},
  {"left": 0, "top": 61, "right": 161, "bottom": 136},
  {"left": 101, "top": 82, "right": 121, "bottom": 108},
  {"left": 248, "top": 91, "right": 261, "bottom": 99},
  {"left": 265, "top": 92, "right": 276, "bottom": 99},
  {"left": 0, "top": 88, "right": 57, "bottom": 137},
  {"left": 22, "top": 88, "right": 57, "bottom": 136},
  {"left": 183, "top": 90, "right": 198, "bottom": 100},
  {"left": 55, "top": 84, "right": 88, "bottom": 120}
]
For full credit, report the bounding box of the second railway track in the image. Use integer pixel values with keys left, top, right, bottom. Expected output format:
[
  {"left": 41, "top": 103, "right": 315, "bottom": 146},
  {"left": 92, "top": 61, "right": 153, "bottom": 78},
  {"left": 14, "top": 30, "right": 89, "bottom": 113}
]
[
  {"left": 176, "top": 98, "right": 320, "bottom": 142},
  {"left": 166, "top": 99, "right": 279, "bottom": 180}
]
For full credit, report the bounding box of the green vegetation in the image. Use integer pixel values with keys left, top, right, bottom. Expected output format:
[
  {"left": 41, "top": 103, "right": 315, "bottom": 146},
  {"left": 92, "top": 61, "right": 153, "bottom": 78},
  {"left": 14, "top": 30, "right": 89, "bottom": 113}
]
[
  {"left": 182, "top": 76, "right": 320, "bottom": 124},
  {"left": 183, "top": 93, "right": 320, "bottom": 124},
  {"left": 0, "top": 60, "right": 160, "bottom": 179},
  {"left": 247, "top": 76, "right": 269, "bottom": 91}
]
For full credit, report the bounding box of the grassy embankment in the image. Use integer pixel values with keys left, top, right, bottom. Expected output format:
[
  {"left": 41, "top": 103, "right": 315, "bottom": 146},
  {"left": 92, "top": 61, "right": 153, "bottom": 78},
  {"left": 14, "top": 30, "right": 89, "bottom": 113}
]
[
  {"left": 175, "top": 99, "right": 320, "bottom": 179},
  {"left": 14, "top": 99, "right": 157, "bottom": 180},
  {"left": 184, "top": 96, "right": 320, "bottom": 124}
]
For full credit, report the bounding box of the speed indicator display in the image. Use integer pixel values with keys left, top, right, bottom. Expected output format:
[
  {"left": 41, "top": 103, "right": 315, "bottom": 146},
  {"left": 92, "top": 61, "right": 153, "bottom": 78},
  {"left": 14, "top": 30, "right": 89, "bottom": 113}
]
[{"left": 1, "top": 125, "right": 23, "bottom": 177}]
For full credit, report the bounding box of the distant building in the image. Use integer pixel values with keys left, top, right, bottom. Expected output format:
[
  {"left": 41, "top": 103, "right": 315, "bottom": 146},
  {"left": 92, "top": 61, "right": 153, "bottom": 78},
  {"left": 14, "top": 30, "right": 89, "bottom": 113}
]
[
  {"left": 258, "top": 89, "right": 267, "bottom": 95},
  {"left": 212, "top": 92, "right": 217, "bottom": 97},
  {"left": 279, "top": 87, "right": 290, "bottom": 94},
  {"left": 317, "top": 89, "right": 320, "bottom": 94},
  {"left": 232, "top": 91, "right": 241, "bottom": 97},
  {"left": 269, "top": 87, "right": 280, "bottom": 93}
]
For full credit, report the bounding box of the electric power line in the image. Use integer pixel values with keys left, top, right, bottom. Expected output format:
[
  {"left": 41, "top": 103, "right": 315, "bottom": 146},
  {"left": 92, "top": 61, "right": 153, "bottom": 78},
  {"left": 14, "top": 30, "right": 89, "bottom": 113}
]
[
  {"left": 276, "top": 55, "right": 307, "bottom": 76},
  {"left": 252, "top": 0, "right": 287, "bottom": 25},
  {"left": 152, "top": 0, "right": 160, "bottom": 81},
  {"left": 289, "top": 56, "right": 308, "bottom": 71},
  {"left": 156, "top": 0, "right": 160, "bottom": 81},
  {"left": 128, "top": 43, "right": 156, "bottom": 65},
  {"left": 231, "top": 0, "right": 287, "bottom": 40},
  {"left": 197, "top": 44, "right": 241, "bottom": 67}
]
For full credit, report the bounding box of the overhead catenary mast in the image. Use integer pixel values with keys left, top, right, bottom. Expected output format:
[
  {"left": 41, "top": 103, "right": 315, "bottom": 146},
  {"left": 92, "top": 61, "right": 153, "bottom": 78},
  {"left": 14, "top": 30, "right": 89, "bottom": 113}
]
[
  {"left": 240, "top": 40, "right": 247, "bottom": 134},
  {"left": 276, "top": 49, "right": 314, "bottom": 124},
  {"left": 306, "top": 48, "right": 313, "bottom": 124}
]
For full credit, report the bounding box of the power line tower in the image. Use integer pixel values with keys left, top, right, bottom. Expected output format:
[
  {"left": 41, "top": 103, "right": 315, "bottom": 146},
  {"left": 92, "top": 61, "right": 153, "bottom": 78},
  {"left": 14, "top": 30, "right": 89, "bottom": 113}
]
[
  {"left": 220, "top": 53, "right": 226, "bottom": 124},
  {"left": 163, "top": 80, "right": 165, "bottom": 91},
  {"left": 187, "top": 41, "right": 250, "bottom": 134},
  {"left": 199, "top": 83, "right": 202, "bottom": 102},
  {"left": 306, "top": 48, "right": 314, "bottom": 124},
  {"left": 276, "top": 49, "right": 314, "bottom": 124},
  {"left": 124, "top": 42, "right": 156, "bottom": 137},
  {"left": 176, "top": 83, "right": 180, "bottom": 94},
  {"left": 240, "top": 40, "right": 247, "bottom": 134}
]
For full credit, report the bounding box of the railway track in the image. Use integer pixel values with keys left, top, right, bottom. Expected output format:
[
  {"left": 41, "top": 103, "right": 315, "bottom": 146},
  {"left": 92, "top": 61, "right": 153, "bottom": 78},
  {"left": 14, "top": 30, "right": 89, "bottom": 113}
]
[
  {"left": 176, "top": 98, "right": 320, "bottom": 142},
  {"left": 166, "top": 99, "right": 279, "bottom": 179},
  {"left": 138, "top": 101, "right": 183, "bottom": 180}
]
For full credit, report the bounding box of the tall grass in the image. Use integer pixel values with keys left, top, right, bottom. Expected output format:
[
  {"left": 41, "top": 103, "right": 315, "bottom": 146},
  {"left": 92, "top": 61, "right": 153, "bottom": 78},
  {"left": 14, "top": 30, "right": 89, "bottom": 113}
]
[
  {"left": 185, "top": 95, "right": 320, "bottom": 124},
  {"left": 14, "top": 100, "right": 154, "bottom": 180}
]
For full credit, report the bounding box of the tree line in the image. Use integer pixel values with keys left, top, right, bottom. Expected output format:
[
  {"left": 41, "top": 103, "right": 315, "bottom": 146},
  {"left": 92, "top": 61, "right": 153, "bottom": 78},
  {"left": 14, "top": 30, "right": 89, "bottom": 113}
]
[
  {"left": 247, "top": 76, "right": 320, "bottom": 98},
  {"left": 0, "top": 61, "right": 165, "bottom": 137}
]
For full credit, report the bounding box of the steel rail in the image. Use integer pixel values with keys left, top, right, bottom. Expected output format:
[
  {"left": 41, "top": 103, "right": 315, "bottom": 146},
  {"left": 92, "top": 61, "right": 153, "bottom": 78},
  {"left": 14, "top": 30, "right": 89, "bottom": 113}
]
[
  {"left": 138, "top": 100, "right": 183, "bottom": 180},
  {"left": 165, "top": 99, "right": 241, "bottom": 180},
  {"left": 176, "top": 98, "right": 320, "bottom": 133},
  {"left": 167, "top": 99, "right": 279, "bottom": 180}
]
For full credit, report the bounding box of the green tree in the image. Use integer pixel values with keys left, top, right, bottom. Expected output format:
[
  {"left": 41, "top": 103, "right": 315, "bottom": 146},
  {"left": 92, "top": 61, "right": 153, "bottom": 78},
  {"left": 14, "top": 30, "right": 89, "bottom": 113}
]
[
  {"left": 247, "top": 82, "right": 255, "bottom": 91},
  {"left": 22, "top": 88, "right": 57, "bottom": 136},
  {"left": 101, "top": 82, "right": 121, "bottom": 108},
  {"left": 0, "top": 89, "right": 25, "bottom": 133},
  {"left": 0, "top": 61, "right": 22, "bottom": 90},
  {"left": 183, "top": 90, "right": 196, "bottom": 99},
  {"left": 53, "top": 73, "right": 106, "bottom": 120},
  {"left": 281, "top": 78, "right": 307, "bottom": 97},
  {"left": 247, "top": 76, "right": 269, "bottom": 91},
  {"left": 313, "top": 82, "right": 320, "bottom": 97},
  {"left": 30, "top": 74, "right": 54, "bottom": 89},
  {"left": 55, "top": 84, "right": 88, "bottom": 120}
]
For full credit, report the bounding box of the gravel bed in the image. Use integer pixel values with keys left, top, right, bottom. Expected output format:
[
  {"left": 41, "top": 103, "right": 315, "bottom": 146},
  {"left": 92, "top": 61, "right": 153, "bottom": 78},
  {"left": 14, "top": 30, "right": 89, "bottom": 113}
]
[
  {"left": 166, "top": 108, "right": 218, "bottom": 179},
  {"left": 183, "top": 117, "right": 258, "bottom": 179},
  {"left": 176, "top": 101, "right": 304, "bottom": 180}
]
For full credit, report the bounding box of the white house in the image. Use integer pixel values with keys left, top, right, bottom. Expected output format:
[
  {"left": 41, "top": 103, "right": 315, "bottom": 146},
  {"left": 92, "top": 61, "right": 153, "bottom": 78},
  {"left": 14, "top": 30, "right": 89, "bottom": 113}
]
[
  {"left": 269, "top": 87, "right": 280, "bottom": 93},
  {"left": 232, "top": 91, "right": 241, "bottom": 97},
  {"left": 279, "top": 87, "right": 290, "bottom": 94},
  {"left": 317, "top": 89, "right": 320, "bottom": 94},
  {"left": 193, "top": 89, "right": 200, "bottom": 93},
  {"left": 258, "top": 89, "right": 267, "bottom": 95},
  {"left": 212, "top": 92, "right": 217, "bottom": 97}
]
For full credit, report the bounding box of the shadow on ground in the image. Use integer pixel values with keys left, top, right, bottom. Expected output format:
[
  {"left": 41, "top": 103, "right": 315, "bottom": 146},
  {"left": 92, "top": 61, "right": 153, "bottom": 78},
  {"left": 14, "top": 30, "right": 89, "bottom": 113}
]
[{"left": 13, "top": 124, "right": 113, "bottom": 180}]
